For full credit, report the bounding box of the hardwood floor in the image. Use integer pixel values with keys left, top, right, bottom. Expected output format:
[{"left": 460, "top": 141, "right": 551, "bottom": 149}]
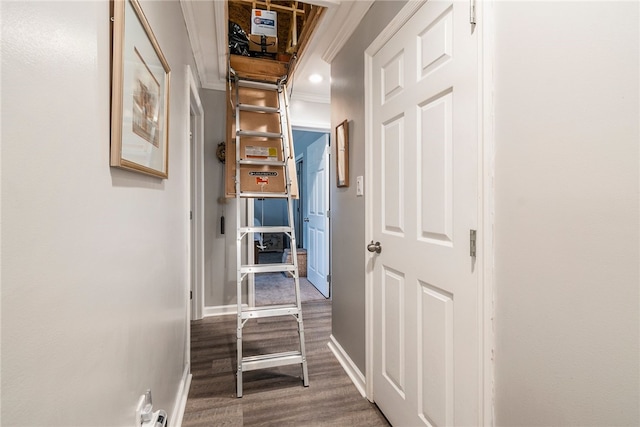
[{"left": 183, "top": 300, "right": 390, "bottom": 426}]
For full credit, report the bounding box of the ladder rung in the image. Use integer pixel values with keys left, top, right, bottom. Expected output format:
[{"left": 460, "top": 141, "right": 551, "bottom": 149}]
[
  {"left": 238, "top": 104, "right": 280, "bottom": 114},
  {"left": 240, "top": 263, "right": 295, "bottom": 274},
  {"left": 241, "top": 351, "right": 303, "bottom": 372},
  {"left": 237, "top": 80, "right": 280, "bottom": 91},
  {"left": 237, "top": 130, "right": 282, "bottom": 139},
  {"left": 239, "top": 192, "right": 289, "bottom": 199},
  {"left": 239, "top": 159, "right": 286, "bottom": 166},
  {"left": 241, "top": 304, "right": 299, "bottom": 320},
  {"left": 239, "top": 226, "right": 293, "bottom": 233}
]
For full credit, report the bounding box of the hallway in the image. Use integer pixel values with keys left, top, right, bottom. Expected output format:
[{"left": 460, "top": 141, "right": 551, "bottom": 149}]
[
  {"left": 2, "top": 1, "right": 638, "bottom": 425},
  {"left": 183, "top": 300, "right": 389, "bottom": 426}
]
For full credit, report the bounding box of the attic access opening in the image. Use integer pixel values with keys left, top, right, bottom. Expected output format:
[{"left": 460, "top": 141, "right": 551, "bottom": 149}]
[{"left": 228, "top": 0, "right": 326, "bottom": 82}]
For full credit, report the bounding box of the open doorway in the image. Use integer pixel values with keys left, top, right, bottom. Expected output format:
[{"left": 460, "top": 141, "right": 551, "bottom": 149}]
[
  {"left": 252, "top": 128, "right": 331, "bottom": 304},
  {"left": 301, "top": 132, "right": 330, "bottom": 297}
]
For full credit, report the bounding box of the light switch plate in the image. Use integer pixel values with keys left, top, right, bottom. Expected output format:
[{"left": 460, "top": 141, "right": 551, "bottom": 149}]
[{"left": 356, "top": 176, "right": 364, "bottom": 196}]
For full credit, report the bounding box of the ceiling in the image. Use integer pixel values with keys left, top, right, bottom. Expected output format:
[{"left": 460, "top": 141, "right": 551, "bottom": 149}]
[{"left": 180, "top": 0, "right": 374, "bottom": 104}]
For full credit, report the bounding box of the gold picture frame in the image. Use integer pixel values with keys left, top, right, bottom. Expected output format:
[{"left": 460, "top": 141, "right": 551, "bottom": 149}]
[
  {"left": 110, "top": 0, "right": 171, "bottom": 178},
  {"left": 336, "top": 120, "right": 349, "bottom": 187}
]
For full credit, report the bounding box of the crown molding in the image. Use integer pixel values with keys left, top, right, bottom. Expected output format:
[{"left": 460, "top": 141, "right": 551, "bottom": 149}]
[
  {"left": 180, "top": 0, "right": 208, "bottom": 87},
  {"left": 202, "top": 80, "right": 228, "bottom": 92},
  {"left": 214, "top": 0, "right": 228, "bottom": 80},
  {"left": 321, "top": 0, "right": 374, "bottom": 63},
  {"left": 291, "top": 91, "right": 330, "bottom": 104},
  {"left": 366, "top": 0, "right": 427, "bottom": 55},
  {"left": 181, "top": 0, "right": 225, "bottom": 89}
]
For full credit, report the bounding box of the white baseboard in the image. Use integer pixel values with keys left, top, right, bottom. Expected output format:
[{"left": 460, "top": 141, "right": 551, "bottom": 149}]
[
  {"left": 170, "top": 364, "right": 192, "bottom": 427},
  {"left": 203, "top": 304, "right": 248, "bottom": 317},
  {"left": 327, "top": 335, "right": 366, "bottom": 398}
]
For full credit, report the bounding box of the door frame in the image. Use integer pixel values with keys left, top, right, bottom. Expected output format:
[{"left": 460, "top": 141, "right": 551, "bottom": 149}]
[
  {"left": 304, "top": 133, "right": 331, "bottom": 297},
  {"left": 186, "top": 65, "right": 205, "bottom": 322},
  {"left": 294, "top": 155, "right": 304, "bottom": 248},
  {"left": 363, "top": 1, "right": 495, "bottom": 425},
  {"left": 246, "top": 125, "right": 331, "bottom": 304},
  {"left": 293, "top": 126, "right": 332, "bottom": 299}
]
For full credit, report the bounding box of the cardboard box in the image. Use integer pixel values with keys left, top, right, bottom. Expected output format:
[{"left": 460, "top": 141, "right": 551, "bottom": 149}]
[
  {"left": 238, "top": 137, "right": 285, "bottom": 194},
  {"left": 251, "top": 9, "right": 277, "bottom": 37},
  {"left": 235, "top": 88, "right": 286, "bottom": 194},
  {"left": 249, "top": 34, "right": 278, "bottom": 54},
  {"left": 225, "top": 82, "right": 299, "bottom": 198}
]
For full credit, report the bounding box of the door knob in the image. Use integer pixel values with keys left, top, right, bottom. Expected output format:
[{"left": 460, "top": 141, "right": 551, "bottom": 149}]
[
  {"left": 303, "top": 218, "right": 310, "bottom": 222},
  {"left": 367, "top": 240, "right": 382, "bottom": 254}
]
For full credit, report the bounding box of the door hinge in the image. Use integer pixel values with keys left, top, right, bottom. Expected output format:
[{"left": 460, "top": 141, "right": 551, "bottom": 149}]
[
  {"left": 470, "top": 229, "right": 477, "bottom": 257},
  {"left": 326, "top": 210, "right": 331, "bottom": 218},
  {"left": 190, "top": 291, "right": 193, "bottom": 300},
  {"left": 326, "top": 274, "right": 331, "bottom": 283},
  {"left": 470, "top": 0, "right": 477, "bottom": 28},
  {"left": 190, "top": 211, "right": 193, "bottom": 220}
]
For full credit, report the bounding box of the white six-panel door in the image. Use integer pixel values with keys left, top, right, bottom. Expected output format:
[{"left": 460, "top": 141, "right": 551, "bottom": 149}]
[
  {"left": 369, "top": 1, "right": 479, "bottom": 425},
  {"left": 306, "top": 134, "right": 330, "bottom": 297}
]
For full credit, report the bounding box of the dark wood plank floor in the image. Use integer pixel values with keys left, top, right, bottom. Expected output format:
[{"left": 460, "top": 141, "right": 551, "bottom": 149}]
[{"left": 183, "top": 300, "right": 390, "bottom": 426}]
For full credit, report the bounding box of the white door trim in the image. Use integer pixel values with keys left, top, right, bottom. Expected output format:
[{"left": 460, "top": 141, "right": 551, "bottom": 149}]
[
  {"left": 363, "top": 2, "right": 495, "bottom": 424},
  {"left": 186, "top": 65, "right": 205, "bottom": 322},
  {"left": 305, "top": 134, "right": 331, "bottom": 297},
  {"left": 478, "top": 2, "right": 496, "bottom": 425},
  {"left": 292, "top": 125, "right": 331, "bottom": 133}
]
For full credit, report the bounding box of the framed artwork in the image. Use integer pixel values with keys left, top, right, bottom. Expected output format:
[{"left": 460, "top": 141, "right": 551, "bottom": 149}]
[
  {"left": 336, "top": 120, "right": 349, "bottom": 187},
  {"left": 110, "top": 0, "right": 171, "bottom": 178}
]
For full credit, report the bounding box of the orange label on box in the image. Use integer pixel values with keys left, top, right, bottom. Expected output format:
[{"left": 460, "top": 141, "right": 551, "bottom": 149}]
[{"left": 256, "top": 177, "right": 269, "bottom": 185}]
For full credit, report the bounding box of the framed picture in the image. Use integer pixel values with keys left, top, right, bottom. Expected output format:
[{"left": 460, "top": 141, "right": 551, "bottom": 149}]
[
  {"left": 336, "top": 120, "right": 349, "bottom": 187},
  {"left": 110, "top": 0, "right": 171, "bottom": 178}
]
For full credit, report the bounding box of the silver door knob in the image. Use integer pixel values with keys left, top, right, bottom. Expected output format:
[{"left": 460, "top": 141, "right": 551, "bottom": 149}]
[{"left": 367, "top": 240, "right": 382, "bottom": 254}]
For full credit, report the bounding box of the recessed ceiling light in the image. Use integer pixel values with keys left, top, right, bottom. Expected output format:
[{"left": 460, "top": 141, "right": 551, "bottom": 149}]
[{"left": 308, "top": 74, "right": 323, "bottom": 84}]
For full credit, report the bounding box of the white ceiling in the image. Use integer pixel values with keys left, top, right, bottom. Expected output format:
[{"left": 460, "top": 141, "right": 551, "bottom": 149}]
[{"left": 180, "top": 0, "right": 374, "bottom": 104}]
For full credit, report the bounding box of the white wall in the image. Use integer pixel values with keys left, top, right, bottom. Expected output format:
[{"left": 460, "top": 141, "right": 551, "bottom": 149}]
[
  {"left": 330, "top": 0, "right": 407, "bottom": 373},
  {"left": 200, "top": 89, "right": 234, "bottom": 308},
  {"left": 1, "top": 1, "right": 197, "bottom": 425},
  {"left": 201, "top": 89, "right": 252, "bottom": 312},
  {"left": 289, "top": 98, "right": 331, "bottom": 130},
  {"left": 493, "top": 2, "right": 639, "bottom": 425}
]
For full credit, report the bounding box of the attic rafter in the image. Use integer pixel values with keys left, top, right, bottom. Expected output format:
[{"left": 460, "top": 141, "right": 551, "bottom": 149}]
[
  {"left": 229, "top": 0, "right": 306, "bottom": 15},
  {"left": 229, "top": 0, "right": 325, "bottom": 62}
]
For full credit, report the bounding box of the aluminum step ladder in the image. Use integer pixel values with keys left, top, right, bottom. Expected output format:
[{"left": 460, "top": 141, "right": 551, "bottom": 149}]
[{"left": 231, "top": 71, "right": 309, "bottom": 397}]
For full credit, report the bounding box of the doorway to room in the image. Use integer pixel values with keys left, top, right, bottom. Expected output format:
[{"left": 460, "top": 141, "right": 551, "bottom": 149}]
[{"left": 252, "top": 128, "right": 331, "bottom": 304}]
